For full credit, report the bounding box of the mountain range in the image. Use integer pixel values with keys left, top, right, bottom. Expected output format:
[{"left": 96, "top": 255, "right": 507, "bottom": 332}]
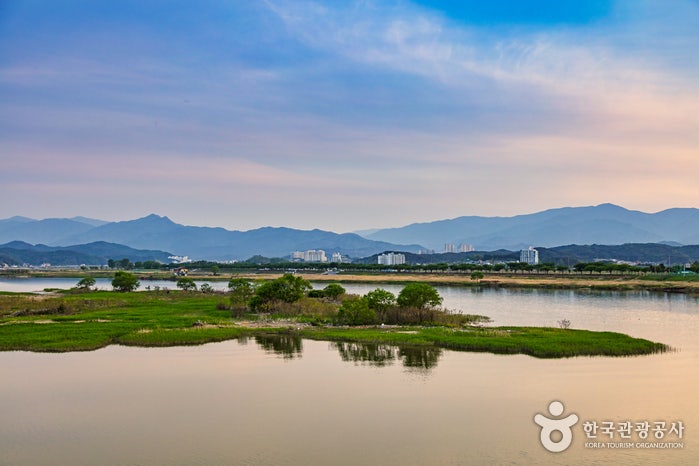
[
  {"left": 2, "top": 204, "right": 699, "bottom": 262},
  {"left": 0, "top": 215, "right": 422, "bottom": 261},
  {"left": 364, "top": 204, "right": 699, "bottom": 251},
  {"left": 0, "top": 241, "right": 172, "bottom": 266}
]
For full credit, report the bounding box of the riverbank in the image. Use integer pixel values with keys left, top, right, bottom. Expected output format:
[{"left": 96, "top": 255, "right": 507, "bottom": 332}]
[
  {"left": 222, "top": 272, "right": 699, "bottom": 294},
  {"left": 7, "top": 269, "right": 699, "bottom": 293},
  {"left": 0, "top": 290, "right": 668, "bottom": 357}
]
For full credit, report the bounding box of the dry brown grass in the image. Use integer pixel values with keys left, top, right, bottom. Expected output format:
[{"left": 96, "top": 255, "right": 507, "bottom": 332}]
[{"left": 219, "top": 272, "right": 699, "bottom": 293}]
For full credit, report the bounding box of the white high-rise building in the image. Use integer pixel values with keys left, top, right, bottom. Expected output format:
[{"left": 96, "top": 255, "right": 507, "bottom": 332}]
[
  {"left": 304, "top": 250, "right": 327, "bottom": 262},
  {"left": 520, "top": 247, "right": 539, "bottom": 265},
  {"left": 444, "top": 243, "right": 456, "bottom": 253},
  {"left": 378, "top": 252, "right": 406, "bottom": 266},
  {"left": 331, "top": 252, "right": 343, "bottom": 263},
  {"left": 458, "top": 243, "right": 474, "bottom": 252}
]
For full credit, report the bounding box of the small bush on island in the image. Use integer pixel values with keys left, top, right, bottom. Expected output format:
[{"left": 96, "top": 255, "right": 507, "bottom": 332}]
[
  {"left": 112, "top": 271, "right": 139, "bottom": 292},
  {"left": 336, "top": 296, "right": 377, "bottom": 325},
  {"left": 248, "top": 273, "right": 311, "bottom": 312},
  {"left": 228, "top": 278, "right": 256, "bottom": 316},
  {"left": 322, "top": 283, "right": 346, "bottom": 300},
  {"left": 176, "top": 277, "right": 197, "bottom": 292},
  {"left": 75, "top": 277, "right": 96, "bottom": 291}
]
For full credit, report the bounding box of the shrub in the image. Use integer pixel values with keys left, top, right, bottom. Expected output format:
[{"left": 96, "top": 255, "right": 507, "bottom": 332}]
[
  {"left": 176, "top": 277, "right": 197, "bottom": 292},
  {"left": 365, "top": 289, "right": 396, "bottom": 323},
  {"left": 322, "top": 283, "right": 346, "bottom": 300},
  {"left": 112, "top": 271, "right": 139, "bottom": 292},
  {"left": 396, "top": 283, "right": 443, "bottom": 310},
  {"left": 249, "top": 274, "right": 311, "bottom": 312},
  {"left": 75, "top": 277, "right": 96, "bottom": 291},
  {"left": 336, "top": 296, "right": 377, "bottom": 325}
]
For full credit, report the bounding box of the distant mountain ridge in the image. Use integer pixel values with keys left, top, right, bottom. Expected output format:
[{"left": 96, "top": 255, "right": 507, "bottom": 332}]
[
  {"left": 0, "top": 241, "right": 172, "bottom": 266},
  {"left": 0, "top": 215, "right": 423, "bottom": 261},
  {"left": 363, "top": 204, "right": 699, "bottom": 251},
  {"left": 4, "top": 204, "right": 699, "bottom": 261}
]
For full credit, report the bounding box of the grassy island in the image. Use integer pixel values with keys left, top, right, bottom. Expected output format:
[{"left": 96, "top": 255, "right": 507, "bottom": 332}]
[{"left": 0, "top": 279, "right": 669, "bottom": 358}]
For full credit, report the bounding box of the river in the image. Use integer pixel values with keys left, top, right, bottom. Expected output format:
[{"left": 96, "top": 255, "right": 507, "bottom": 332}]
[{"left": 0, "top": 279, "right": 697, "bottom": 465}]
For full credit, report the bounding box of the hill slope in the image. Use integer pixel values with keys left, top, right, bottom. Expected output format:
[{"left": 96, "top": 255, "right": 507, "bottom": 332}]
[
  {"left": 0, "top": 215, "right": 422, "bottom": 260},
  {"left": 364, "top": 204, "right": 699, "bottom": 250},
  {"left": 0, "top": 241, "right": 172, "bottom": 266}
]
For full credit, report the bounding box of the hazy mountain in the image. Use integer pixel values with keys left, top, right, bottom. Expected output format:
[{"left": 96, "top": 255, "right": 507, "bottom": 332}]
[
  {"left": 363, "top": 204, "right": 699, "bottom": 250},
  {"left": 537, "top": 244, "right": 699, "bottom": 265},
  {"left": 0, "top": 241, "right": 172, "bottom": 266},
  {"left": 4, "top": 204, "right": 699, "bottom": 261},
  {"left": 0, "top": 214, "right": 422, "bottom": 260},
  {"left": 69, "top": 216, "right": 109, "bottom": 227},
  {"left": 0, "top": 217, "right": 103, "bottom": 245}
]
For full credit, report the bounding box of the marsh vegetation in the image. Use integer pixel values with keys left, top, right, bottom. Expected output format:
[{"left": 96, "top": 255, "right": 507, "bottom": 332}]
[{"left": 0, "top": 274, "right": 669, "bottom": 358}]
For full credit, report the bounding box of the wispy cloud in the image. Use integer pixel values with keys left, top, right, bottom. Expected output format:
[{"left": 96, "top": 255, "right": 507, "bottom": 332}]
[{"left": 1, "top": 0, "right": 698, "bottom": 230}]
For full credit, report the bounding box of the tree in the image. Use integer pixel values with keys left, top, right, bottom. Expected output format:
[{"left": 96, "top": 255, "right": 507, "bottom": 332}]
[
  {"left": 396, "top": 283, "right": 443, "bottom": 310},
  {"left": 200, "top": 283, "right": 214, "bottom": 294},
  {"left": 119, "top": 258, "right": 134, "bottom": 270},
  {"left": 249, "top": 274, "right": 311, "bottom": 312},
  {"left": 470, "top": 271, "right": 484, "bottom": 282},
  {"left": 75, "top": 277, "right": 96, "bottom": 291},
  {"left": 365, "top": 289, "right": 396, "bottom": 323},
  {"left": 211, "top": 265, "right": 220, "bottom": 276},
  {"left": 112, "top": 271, "right": 140, "bottom": 292},
  {"left": 176, "top": 277, "right": 197, "bottom": 292},
  {"left": 228, "top": 278, "right": 256, "bottom": 308},
  {"left": 107, "top": 259, "right": 116, "bottom": 269},
  {"left": 336, "top": 296, "right": 377, "bottom": 325},
  {"left": 322, "top": 283, "right": 346, "bottom": 300}
]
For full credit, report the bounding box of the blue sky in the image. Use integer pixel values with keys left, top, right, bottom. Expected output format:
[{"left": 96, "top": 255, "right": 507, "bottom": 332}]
[{"left": 1, "top": 1, "right": 698, "bottom": 232}]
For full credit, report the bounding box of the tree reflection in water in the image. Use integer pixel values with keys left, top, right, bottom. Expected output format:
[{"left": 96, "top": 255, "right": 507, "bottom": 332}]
[
  {"left": 253, "top": 335, "right": 443, "bottom": 370},
  {"left": 254, "top": 334, "right": 303, "bottom": 360},
  {"left": 398, "top": 346, "right": 441, "bottom": 370},
  {"left": 331, "top": 342, "right": 442, "bottom": 371},
  {"left": 331, "top": 342, "right": 397, "bottom": 367}
]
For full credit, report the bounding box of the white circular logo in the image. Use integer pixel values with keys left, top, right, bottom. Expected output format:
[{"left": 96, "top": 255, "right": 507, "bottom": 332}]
[{"left": 534, "top": 400, "right": 579, "bottom": 453}]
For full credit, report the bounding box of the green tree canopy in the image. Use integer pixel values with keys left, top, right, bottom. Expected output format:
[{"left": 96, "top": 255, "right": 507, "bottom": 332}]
[
  {"left": 228, "top": 278, "right": 256, "bottom": 315},
  {"left": 396, "top": 283, "right": 443, "bottom": 310},
  {"left": 176, "top": 277, "right": 197, "bottom": 292},
  {"left": 112, "top": 271, "right": 140, "bottom": 292},
  {"left": 249, "top": 273, "right": 311, "bottom": 312},
  {"left": 322, "top": 283, "right": 346, "bottom": 300},
  {"left": 75, "top": 277, "right": 96, "bottom": 290},
  {"left": 365, "top": 288, "right": 396, "bottom": 322},
  {"left": 336, "top": 296, "right": 377, "bottom": 325}
]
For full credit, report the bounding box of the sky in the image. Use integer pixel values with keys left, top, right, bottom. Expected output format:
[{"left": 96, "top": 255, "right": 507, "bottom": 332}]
[{"left": 1, "top": 0, "right": 698, "bottom": 232}]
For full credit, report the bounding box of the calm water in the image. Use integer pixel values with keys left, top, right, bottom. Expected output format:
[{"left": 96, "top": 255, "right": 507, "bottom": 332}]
[{"left": 0, "top": 280, "right": 697, "bottom": 465}]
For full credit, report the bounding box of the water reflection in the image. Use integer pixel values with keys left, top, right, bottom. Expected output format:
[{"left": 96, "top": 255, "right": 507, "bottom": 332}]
[
  {"left": 398, "top": 346, "right": 441, "bottom": 370},
  {"left": 253, "top": 335, "right": 444, "bottom": 371},
  {"left": 332, "top": 342, "right": 397, "bottom": 367},
  {"left": 330, "top": 341, "right": 442, "bottom": 371},
  {"left": 254, "top": 334, "right": 303, "bottom": 359}
]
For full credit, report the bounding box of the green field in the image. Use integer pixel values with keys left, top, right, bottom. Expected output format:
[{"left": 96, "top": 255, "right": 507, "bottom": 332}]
[{"left": 0, "top": 290, "right": 669, "bottom": 358}]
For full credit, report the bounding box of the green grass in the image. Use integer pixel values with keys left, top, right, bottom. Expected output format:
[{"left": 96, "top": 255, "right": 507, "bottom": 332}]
[
  {"left": 0, "top": 291, "right": 669, "bottom": 358},
  {"left": 298, "top": 326, "right": 668, "bottom": 359}
]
